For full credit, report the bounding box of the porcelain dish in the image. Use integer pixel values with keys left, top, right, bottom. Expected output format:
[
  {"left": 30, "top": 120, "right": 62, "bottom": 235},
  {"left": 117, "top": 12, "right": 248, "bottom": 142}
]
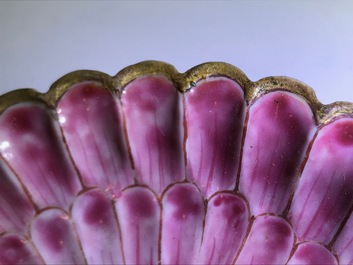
[{"left": 0, "top": 61, "right": 352, "bottom": 264}]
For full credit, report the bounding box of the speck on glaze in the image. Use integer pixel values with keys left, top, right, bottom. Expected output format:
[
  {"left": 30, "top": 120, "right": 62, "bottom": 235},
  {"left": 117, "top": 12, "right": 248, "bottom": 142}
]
[{"left": 0, "top": 61, "right": 352, "bottom": 265}]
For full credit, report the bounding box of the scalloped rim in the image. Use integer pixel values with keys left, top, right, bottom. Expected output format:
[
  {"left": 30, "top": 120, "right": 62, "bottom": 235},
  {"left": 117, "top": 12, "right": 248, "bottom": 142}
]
[{"left": 0, "top": 60, "right": 352, "bottom": 125}]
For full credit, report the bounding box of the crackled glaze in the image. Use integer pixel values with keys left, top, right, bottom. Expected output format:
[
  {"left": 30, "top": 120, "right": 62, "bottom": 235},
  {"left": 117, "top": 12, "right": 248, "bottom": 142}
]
[{"left": 0, "top": 61, "right": 352, "bottom": 265}]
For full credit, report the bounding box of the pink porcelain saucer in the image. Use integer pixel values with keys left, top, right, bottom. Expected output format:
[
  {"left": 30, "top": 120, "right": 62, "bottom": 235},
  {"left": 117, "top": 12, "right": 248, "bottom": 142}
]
[{"left": 0, "top": 61, "right": 352, "bottom": 264}]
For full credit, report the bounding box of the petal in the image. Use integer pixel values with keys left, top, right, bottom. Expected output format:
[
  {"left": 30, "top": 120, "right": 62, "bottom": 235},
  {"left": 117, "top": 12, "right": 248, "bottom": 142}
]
[
  {"left": 235, "top": 215, "right": 294, "bottom": 264},
  {"left": 161, "top": 183, "right": 204, "bottom": 264},
  {"left": 115, "top": 186, "right": 160, "bottom": 264},
  {"left": 121, "top": 76, "right": 185, "bottom": 193},
  {"left": 0, "top": 159, "right": 35, "bottom": 235},
  {"left": 0, "top": 103, "right": 81, "bottom": 209},
  {"left": 72, "top": 189, "right": 123, "bottom": 264},
  {"left": 287, "top": 242, "right": 338, "bottom": 265},
  {"left": 0, "top": 234, "right": 43, "bottom": 265},
  {"left": 57, "top": 82, "right": 134, "bottom": 195},
  {"left": 185, "top": 78, "right": 245, "bottom": 196},
  {"left": 289, "top": 118, "right": 353, "bottom": 244},
  {"left": 333, "top": 212, "right": 353, "bottom": 264},
  {"left": 239, "top": 91, "right": 316, "bottom": 215},
  {"left": 30, "top": 208, "right": 86, "bottom": 264},
  {"left": 198, "top": 192, "right": 249, "bottom": 264}
]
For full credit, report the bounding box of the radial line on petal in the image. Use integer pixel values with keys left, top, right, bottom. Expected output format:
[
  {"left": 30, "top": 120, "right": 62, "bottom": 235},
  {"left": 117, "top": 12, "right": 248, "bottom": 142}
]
[
  {"left": 301, "top": 172, "right": 335, "bottom": 240},
  {"left": 235, "top": 109, "right": 249, "bottom": 192},
  {"left": 112, "top": 200, "right": 126, "bottom": 265},
  {"left": 107, "top": 98, "right": 128, "bottom": 185},
  {"left": 74, "top": 132, "right": 91, "bottom": 185},
  {"left": 292, "top": 168, "right": 322, "bottom": 229},
  {"left": 72, "top": 213, "right": 89, "bottom": 265},
  {"left": 100, "top": 249, "right": 105, "bottom": 264},
  {"left": 205, "top": 114, "right": 218, "bottom": 193},
  {"left": 320, "top": 192, "right": 353, "bottom": 243},
  {"left": 267, "top": 141, "right": 283, "bottom": 212},
  {"left": 208, "top": 237, "right": 216, "bottom": 264},
  {"left": 34, "top": 157, "right": 59, "bottom": 206},
  {"left": 120, "top": 99, "right": 136, "bottom": 173},
  {"left": 338, "top": 236, "right": 353, "bottom": 254},
  {"left": 87, "top": 114, "right": 110, "bottom": 185},
  {"left": 135, "top": 223, "right": 140, "bottom": 265},
  {"left": 196, "top": 133, "right": 204, "bottom": 183},
  {"left": 329, "top": 203, "right": 353, "bottom": 247},
  {"left": 101, "top": 119, "right": 118, "bottom": 185},
  {"left": 231, "top": 217, "right": 254, "bottom": 264},
  {"left": 146, "top": 136, "right": 153, "bottom": 186},
  {"left": 13, "top": 154, "right": 50, "bottom": 206},
  {"left": 0, "top": 156, "right": 39, "bottom": 212},
  {"left": 49, "top": 123, "right": 80, "bottom": 205},
  {"left": 109, "top": 251, "right": 114, "bottom": 264},
  {"left": 116, "top": 98, "right": 138, "bottom": 185},
  {"left": 246, "top": 136, "right": 261, "bottom": 199},
  {"left": 58, "top": 124, "right": 86, "bottom": 189},
  {"left": 258, "top": 139, "right": 281, "bottom": 208},
  {"left": 282, "top": 129, "right": 319, "bottom": 217},
  {"left": 0, "top": 204, "right": 19, "bottom": 230},
  {"left": 93, "top": 114, "right": 118, "bottom": 186},
  {"left": 156, "top": 114, "right": 165, "bottom": 189},
  {"left": 1, "top": 193, "right": 31, "bottom": 230},
  {"left": 176, "top": 229, "right": 181, "bottom": 265}
]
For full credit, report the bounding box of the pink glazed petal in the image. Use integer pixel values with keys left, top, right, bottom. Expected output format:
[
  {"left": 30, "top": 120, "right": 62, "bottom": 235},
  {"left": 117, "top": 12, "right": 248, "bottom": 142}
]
[
  {"left": 161, "top": 183, "right": 204, "bottom": 264},
  {"left": 72, "top": 189, "right": 124, "bottom": 264},
  {"left": 235, "top": 215, "right": 294, "bottom": 264},
  {"left": 333, "top": 212, "right": 353, "bottom": 264},
  {"left": 287, "top": 242, "right": 338, "bottom": 265},
  {"left": 57, "top": 82, "right": 134, "bottom": 195},
  {"left": 30, "top": 208, "right": 86, "bottom": 264},
  {"left": 289, "top": 118, "right": 353, "bottom": 244},
  {"left": 0, "top": 159, "right": 35, "bottom": 235},
  {"left": 0, "top": 103, "right": 81, "bottom": 210},
  {"left": 239, "top": 91, "right": 316, "bottom": 215},
  {"left": 198, "top": 192, "right": 249, "bottom": 264},
  {"left": 0, "top": 234, "right": 43, "bottom": 265},
  {"left": 121, "top": 76, "right": 185, "bottom": 193},
  {"left": 185, "top": 78, "right": 245, "bottom": 196},
  {"left": 115, "top": 186, "right": 160, "bottom": 264}
]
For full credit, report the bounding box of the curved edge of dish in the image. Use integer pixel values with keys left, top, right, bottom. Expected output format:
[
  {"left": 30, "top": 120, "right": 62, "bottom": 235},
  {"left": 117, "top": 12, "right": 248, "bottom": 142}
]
[{"left": 0, "top": 60, "right": 352, "bottom": 125}]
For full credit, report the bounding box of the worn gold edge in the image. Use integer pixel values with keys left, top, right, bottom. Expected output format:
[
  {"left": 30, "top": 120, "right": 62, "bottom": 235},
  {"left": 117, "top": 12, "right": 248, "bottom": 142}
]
[
  {"left": 182, "top": 62, "right": 253, "bottom": 98},
  {"left": 0, "top": 60, "right": 352, "bottom": 125},
  {"left": 46, "top": 70, "right": 115, "bottom": 106},
  {"left": 114, "top": 60, "right": 182, "bottom": 92},
  {"left": 0, "top": 89, "right": 46, "bottom": 112}
]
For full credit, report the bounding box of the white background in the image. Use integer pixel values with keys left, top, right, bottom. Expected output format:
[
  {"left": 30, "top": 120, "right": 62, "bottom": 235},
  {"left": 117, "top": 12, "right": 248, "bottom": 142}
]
[{"left": 1, "top": 0, "right": 353, "bottom": 104}]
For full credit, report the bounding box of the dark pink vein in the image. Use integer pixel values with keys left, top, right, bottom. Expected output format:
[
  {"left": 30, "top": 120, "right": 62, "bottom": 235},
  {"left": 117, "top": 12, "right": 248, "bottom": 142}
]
[
  {"left": 196, "top": 133, "right": 204, "bottom": 183},
  {"left": 302, "top": 173, "right": 335, "bottom": 240},
  {"left": 87, "top": 114, "right": 109, "bottom": 186},
  {"left": 293, "top": 168, "right": 323, "bottom": 229},
  {"left": 205, "top": 113, "right": 218, "bottom": 193},
  {"left": 136, "top": 223, "right": 140, "bottom": 264}
]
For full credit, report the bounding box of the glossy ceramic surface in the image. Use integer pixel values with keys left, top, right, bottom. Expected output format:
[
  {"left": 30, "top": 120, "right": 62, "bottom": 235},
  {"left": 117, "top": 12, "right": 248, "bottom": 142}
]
[{"left": 0, "top": 61, "right": 352, "bottom": 264}]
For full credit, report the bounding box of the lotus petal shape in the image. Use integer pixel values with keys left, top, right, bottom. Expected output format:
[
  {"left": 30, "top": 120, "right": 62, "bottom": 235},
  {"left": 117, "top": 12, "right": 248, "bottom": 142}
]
[{"left": 0, "top": 61, "right": 352, "bottom": 264}]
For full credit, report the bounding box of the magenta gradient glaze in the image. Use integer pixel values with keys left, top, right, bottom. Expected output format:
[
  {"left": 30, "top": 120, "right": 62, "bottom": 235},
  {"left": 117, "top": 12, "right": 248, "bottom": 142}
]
[{"left": 0, "top": 61, "right": 352, "bottom": 265}]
